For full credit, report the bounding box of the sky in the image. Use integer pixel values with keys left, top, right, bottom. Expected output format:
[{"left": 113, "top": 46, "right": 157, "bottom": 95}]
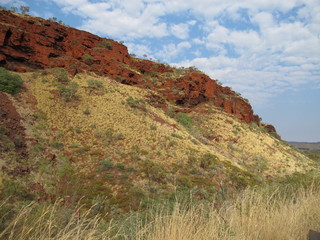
[{"left": 1, "top": 0, "right": 320, "bottom": 142}]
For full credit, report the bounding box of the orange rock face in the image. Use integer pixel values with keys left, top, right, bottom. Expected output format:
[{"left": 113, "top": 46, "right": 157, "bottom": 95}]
[{"left": 0, "top": 10, "right": 267, "bottom": 126}]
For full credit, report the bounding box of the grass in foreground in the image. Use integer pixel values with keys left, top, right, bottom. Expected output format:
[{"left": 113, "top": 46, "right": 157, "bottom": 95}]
[{"left": 1, "top": 183, "right": 319, "bottom": 240}]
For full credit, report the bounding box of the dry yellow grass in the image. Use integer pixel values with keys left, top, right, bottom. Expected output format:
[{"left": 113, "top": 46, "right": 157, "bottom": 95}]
[
  {"left": 192, "top": 106, "right": 312, "bottom": 176},
  {"left": 135, "top": 186, "right": 320, "bottom": 240},
  {"left": 1, "top": 185, "right": 319, "bottom": 240}
]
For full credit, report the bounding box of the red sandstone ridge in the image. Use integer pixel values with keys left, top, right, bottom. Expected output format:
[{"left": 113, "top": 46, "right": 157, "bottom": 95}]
[{"left": 0, "top": 10, "right": 267, "bottom": 126}]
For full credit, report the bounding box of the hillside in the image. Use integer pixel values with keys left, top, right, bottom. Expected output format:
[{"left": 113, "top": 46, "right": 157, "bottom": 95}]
[{"left": 0, "top": 9, "right": 319, "bottom": 239}]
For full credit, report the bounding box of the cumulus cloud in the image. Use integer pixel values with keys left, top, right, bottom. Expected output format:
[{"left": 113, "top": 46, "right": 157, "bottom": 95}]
[
  {"left": 156, "top": 41, "right": 192, "bottom": 62},
  {"left": 52, "top": 0, "right": 169, "bottom": 39},
  {"left": 0, "top": 0, "right": 26, "bottom": 7},
  {"left": 170, "top": 23, "right": 190, "bottom": 39},
  {"left": 126, "top": 43, "right": 153, "bottom": 58}
]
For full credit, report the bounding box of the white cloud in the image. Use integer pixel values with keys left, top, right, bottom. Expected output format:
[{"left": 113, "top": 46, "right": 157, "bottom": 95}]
[
  {"left": 53, "top": 0, "right": 169, "bottom": 39},
  {"left": 157, "top": 41, "right": 192, "bottom": 61},
  {"left": 252, "top": 11, "right": 275, "bottom": 28},
  {"left": 126, "top": 43, "right": 152, "bottom": 58},
  {"left": 0, "top": 0, "right": 26, "bottom": 7},
  {"left": 188, "top": 20, "right": 197, "bottom": 26},
  {"left": 170, "top": 23, "right": 190, "bottom": 39}
]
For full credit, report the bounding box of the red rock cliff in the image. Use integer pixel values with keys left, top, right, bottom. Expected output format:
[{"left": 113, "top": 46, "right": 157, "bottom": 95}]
[{"left": 0, "top": 10, "right": 263, "bottom": 125}]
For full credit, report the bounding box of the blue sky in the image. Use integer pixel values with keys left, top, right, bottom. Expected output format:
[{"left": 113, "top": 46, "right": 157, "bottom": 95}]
[{"left": 1, "top": 0, "right": 320, "bottom": 142}]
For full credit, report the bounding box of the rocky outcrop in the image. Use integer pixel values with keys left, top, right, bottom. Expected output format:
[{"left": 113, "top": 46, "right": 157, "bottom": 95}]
[
  {"left": 0, "top": 10, "right": 264, "bottom": 125},
  {"left": 0, "top": 10, "right": 139, "bottom": 81}
]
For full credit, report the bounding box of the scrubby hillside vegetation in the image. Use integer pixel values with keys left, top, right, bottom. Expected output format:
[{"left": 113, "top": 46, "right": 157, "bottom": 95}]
[{"left": 0, "top": 9, "right": 319, "bottom": 239}]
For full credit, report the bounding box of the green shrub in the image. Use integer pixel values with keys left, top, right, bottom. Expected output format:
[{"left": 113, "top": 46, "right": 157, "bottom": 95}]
[
  {"left": 1, "top": 179, "right": 34, "bottom": 201},
  {"left": 51, "top": 141, "right": 64, "bottom": 149},
  {"left": 57, "top": 82, "right": 79, "bottom": 102},
  {"left": 0, "top": 125, "right": 7, "bottom": 134},
  {"left": 87, "top": 79, "right": 103, "bottom": 92},
  {"left": 116, "top": 163, "right": 125, "bottom": 170},
  {"left": 82, "top": 54, "right": 93, "bottom": 60},
  {"left": 83, "top": 108, "right": 91, "bottom": 115},
  {"left": 139, "top": 160, "right": 166, "bottom": 182},
  {"left": 82, "top": 54, "right": 94, "bottom": 65},
  {"left": 126, "top": 96, "right": 146, "bottom": 111},
  {"left": 176, "top": 112, "right": 193, "bottom": 128},
  {"left": 98, "top": 40, "right": 112, "bottom": 50},
  {"left": 100, "top": 160, "right": 113, "bottom": 170},
  {"left": 171, "top": 133, "right": 183, "bottom": 139},
  {"left": 199, "top": 153, "right": 218, "bottom": 168},
  {"left": 0, "top": 67, "right": 23, "bottom": 94},
  {"left": 166, "top": 108, "right": 175, "bottom": 118},
  {"left": 150, "top": 125, "right": 157, "bottom": 130},
  {"left": 114, "top": 133, "right": 125, "bottom": 140},
  {"left": 53, "top": 68, "right": 69, "bottom": 82}
]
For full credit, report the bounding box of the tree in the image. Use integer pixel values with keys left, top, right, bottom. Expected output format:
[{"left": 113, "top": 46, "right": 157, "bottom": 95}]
[
  {"left": 48, "top": 17, "right": 57, "bottom": 22},
  {"left": 20, "top": 6, "right": 29, "bottom": 15},
  {"left": 10, "top": 6, "right": 17, "bottom": 12}
]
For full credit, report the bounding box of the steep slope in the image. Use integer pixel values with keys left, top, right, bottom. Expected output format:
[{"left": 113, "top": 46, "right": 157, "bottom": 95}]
[
  {"left": 1, "top": 69, "right": 314, "bottom": 210},
  {"left": 0, "top": 10, "right": 316, "bottom": 213}
]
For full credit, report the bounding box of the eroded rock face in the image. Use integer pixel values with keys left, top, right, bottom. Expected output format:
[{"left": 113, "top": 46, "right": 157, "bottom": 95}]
[
  {"left": 0, "top": 10, "right": 263, "bottom": 125},
  {"left": 0, "top": 10, "right": 139, "bottom": 80}
]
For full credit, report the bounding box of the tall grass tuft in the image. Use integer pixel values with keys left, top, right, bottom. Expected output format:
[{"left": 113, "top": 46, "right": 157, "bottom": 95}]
[
  {"left": 1, "top": 184, "right": 319, "bottom": 239},
  {"left": 135, "top": 184, "right": 320, "bottom": 240},
  {"left": 0, "top": 200, "right": 116, "bottom": 240}
]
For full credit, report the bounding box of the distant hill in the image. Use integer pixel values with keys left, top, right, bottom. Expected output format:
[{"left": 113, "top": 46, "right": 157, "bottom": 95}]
[{"left": 288, "top": 142, "right": 320, "bottom": 152}]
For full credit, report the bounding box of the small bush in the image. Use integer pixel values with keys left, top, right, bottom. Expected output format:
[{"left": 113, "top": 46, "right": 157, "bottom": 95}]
[
  {"left": 126, "top": 96, "right": 146, "bottom": 111},
  {"left": 51, "top": 141, "right": 64, "bottom": 149},
  {"left": 100, "top": 160, "right": 113, "bottom": 170},
  {"left": 116, "top": 163, "right": 125, "bottom": 170},
  {"left": 176, "top": 112, "right": 193, "bottom": 128},
  {"left": 199, "top": 153, "right": 218, "bottom": 168},
  {"left": 1, "top": 179, "right": 34, "bottom": 201},
  {"left": 139, "top": 160, "right": 166, "bottom": 182},
  {"left": 87, "top": 79, "right": 103, "bottom": 92},
  {"left": 98, "top": 40, "right": 112, "bottom": 50},
  {"left": 57, "top": 82, "right": 79, "bottom": 102},
  {"left": 171, "top": 133, "right": 183, "bottom": 139},
  {"left": 82, "top": 54, "right": 94, "bottom": 65},
  {"left": 82, "top": 54, "right": 93, "bottom": 61},
  {"left": 53, "top": 68, "right": 69, "bottom": 82},
  {"left": 0, "top": 67, "right": 23, "bottom": 94},
  {"left": 150, "top": 125, "right": 157, "bottom": 130},
  {"left": 83, "top": 109, "right": 91, "bottom": 115},
  {"left": 166, "top": 108, "right": 175, "bottom": 118},
  {"left": 114, "top": 133, "right": 125, "bottom": 140}
]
